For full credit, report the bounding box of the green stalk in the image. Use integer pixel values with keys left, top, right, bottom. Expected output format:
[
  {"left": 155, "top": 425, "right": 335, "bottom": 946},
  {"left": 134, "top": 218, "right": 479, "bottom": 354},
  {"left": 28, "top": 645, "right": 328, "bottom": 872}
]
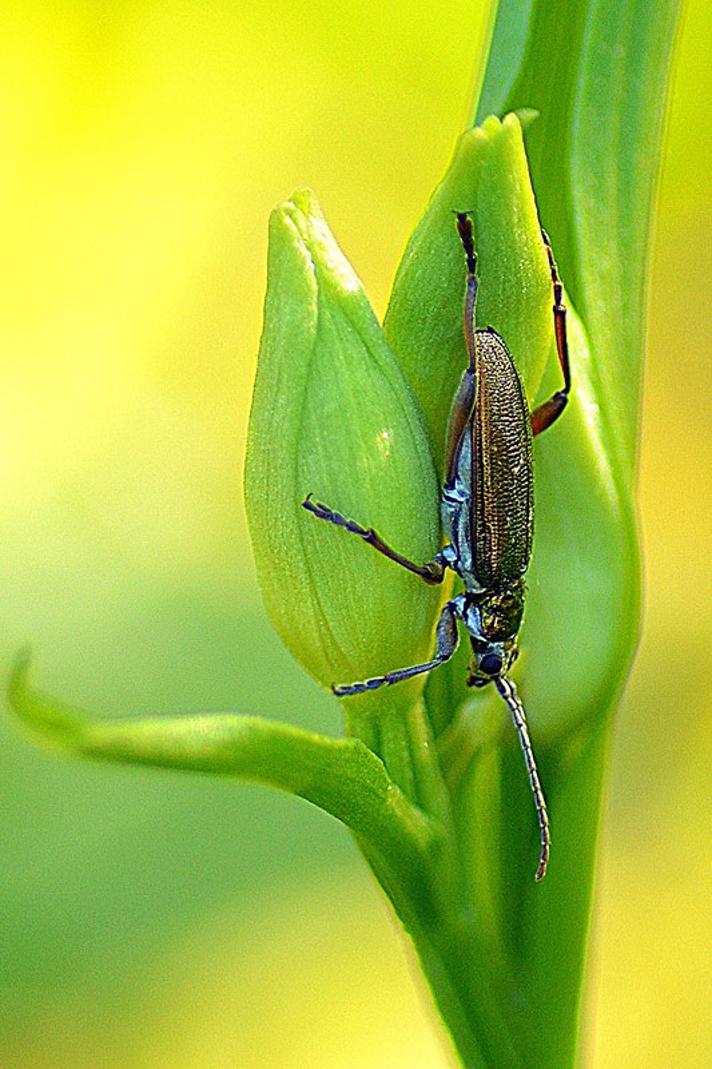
[
  {"left": 375, "top": 1, "right": 680, "bottom": 1065},
  {"left": 476, "top": 0, "right": 681, "bottom": 471}
]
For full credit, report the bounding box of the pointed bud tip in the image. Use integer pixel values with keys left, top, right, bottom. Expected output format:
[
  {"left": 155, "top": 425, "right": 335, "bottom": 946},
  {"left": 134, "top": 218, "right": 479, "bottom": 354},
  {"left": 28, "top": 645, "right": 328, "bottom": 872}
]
[{"left": 271, "top": 189, "right": 362, "bottom": 297}]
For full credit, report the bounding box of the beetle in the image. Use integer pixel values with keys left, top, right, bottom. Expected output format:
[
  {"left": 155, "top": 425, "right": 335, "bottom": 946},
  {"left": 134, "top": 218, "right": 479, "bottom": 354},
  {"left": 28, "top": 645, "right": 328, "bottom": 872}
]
[{"left": 302, "top": 212, "right": 571, "bottom": 880}]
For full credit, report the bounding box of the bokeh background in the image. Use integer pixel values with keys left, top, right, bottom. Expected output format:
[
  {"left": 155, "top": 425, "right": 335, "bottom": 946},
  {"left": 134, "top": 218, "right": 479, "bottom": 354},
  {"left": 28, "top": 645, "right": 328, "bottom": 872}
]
[{"left": 1, "top": 2, "right": 709, "bottom": 1066}]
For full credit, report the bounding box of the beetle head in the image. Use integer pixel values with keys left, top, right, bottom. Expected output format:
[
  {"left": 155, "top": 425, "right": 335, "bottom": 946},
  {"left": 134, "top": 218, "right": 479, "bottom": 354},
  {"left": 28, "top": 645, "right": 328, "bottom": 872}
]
[{"left": 467, "top": 636, "right": 518, "bottom": 687}]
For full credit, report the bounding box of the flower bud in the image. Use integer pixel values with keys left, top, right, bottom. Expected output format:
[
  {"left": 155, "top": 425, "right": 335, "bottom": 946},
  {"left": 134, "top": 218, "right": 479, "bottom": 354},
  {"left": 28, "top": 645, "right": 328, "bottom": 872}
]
[
  {"left": 245, "top": 190, "right": 440, "bottom": 709},
  {"left": 385, "top": 113, "right": 554, "bottom": 473}
]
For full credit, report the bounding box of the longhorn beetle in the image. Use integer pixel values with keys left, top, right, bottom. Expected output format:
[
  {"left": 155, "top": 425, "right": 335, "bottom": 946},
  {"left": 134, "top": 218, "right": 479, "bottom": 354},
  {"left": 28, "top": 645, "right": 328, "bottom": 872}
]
[{"left": 303, "top": 213, "right": 571, "bottom": 880}]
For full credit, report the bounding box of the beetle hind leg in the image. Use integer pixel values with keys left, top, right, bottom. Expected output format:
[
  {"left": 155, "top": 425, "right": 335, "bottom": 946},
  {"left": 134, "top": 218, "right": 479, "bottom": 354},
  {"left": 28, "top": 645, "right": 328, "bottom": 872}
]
[
  {"left": 302, "top": 494, "right": 446, "bottom": 584},
  {"left": 333, "top": 599, "right": 461, "bottom": 697},
  {"left": 531, "top": 227, "right": 572, "bottom": 437},
  {"left": 444, "top": 211, "right": 480, "bottom": 482},
  {"left": 455, "top": 212, "right": 480, "bottom": 376}
]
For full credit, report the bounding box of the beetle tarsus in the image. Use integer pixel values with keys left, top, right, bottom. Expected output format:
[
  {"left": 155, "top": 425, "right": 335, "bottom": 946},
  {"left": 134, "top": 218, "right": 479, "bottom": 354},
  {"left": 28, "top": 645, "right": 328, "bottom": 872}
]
[
  {"left": 455, "top": 211, "right": 477, "bottom": 276},
  {"left": 332, "top": 599, "right": 461, "bottom": 697}
]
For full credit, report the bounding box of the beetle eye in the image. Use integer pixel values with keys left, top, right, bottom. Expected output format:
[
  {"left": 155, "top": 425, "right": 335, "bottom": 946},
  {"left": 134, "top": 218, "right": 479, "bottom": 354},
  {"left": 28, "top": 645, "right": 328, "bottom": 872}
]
[{"left": 479, "top": 652, "right": 503, "bottom": 676}]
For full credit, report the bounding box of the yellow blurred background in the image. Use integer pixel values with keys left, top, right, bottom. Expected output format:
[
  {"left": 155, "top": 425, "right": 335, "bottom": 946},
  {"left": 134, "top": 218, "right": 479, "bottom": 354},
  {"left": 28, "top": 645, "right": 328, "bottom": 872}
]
[{"left": 0, "top": 2, "right": 709, "bottom": 1066}]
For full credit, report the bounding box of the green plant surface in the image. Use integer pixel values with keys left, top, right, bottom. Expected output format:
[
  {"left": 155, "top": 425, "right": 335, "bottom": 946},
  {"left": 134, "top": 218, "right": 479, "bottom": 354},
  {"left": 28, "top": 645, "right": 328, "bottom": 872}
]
[
  {"left": 6, "top": 1, "right": 681, "bottom": 1067},
  {"left": 477, "top": 0, "right": 681, "bottom": 472}
]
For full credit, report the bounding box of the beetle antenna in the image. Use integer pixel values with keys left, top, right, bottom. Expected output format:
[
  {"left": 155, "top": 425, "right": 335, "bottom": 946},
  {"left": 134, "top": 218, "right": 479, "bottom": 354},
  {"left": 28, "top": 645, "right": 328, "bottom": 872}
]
[{"left": 495, "top": 675, "right": 551, "bottom": 880}]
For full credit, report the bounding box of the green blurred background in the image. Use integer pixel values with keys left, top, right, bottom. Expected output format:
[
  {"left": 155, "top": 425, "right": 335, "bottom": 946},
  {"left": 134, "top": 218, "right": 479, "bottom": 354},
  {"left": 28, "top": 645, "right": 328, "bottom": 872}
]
[{"left": 1, "top": 2, "right": 709, "bottom": 1066}]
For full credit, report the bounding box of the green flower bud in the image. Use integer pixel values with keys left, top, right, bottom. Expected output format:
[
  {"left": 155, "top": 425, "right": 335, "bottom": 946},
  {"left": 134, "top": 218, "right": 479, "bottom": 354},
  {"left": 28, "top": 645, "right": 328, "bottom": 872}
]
[
  {"left": 385, "top": 113, "right": 554, "bottom": 473},
  {"left": 245, "top": 190, "right": 441, "bottom": 712}
]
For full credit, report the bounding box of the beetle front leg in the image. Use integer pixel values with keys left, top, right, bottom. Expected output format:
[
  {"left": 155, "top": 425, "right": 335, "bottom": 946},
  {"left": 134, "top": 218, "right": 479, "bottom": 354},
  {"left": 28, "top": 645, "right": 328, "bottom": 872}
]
[
  {"left": 333, "top": 598, "right": 461, "bottom": 697},
  {"left": 302, "top": 494, "right": 447, "bottom": 585},
  {"left": 530, "top": 227, "right": 572, "bottom": 437}
]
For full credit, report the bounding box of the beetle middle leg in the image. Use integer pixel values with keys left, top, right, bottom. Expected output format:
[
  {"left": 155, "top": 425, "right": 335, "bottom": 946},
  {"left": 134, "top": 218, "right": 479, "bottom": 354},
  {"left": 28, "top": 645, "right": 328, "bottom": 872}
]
[
  {"left": 530, "top": 227, "right": 572, "bottom": 437},
  {"left": 332, "top": 598, "right": 461, "bottom": 696},
  {"left": 302, "top": 494, "right": 447, "bottom": 584}
]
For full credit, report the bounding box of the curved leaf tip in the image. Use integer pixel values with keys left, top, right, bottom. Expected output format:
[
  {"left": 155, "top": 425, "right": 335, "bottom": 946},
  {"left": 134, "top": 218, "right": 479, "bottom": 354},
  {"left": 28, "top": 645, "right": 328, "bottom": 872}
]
[
  {"left": 8, "top": 648, "right": 83, "bottom": 747},
  {"left": 9, "top": 645, "right": 32, "bottom": 701}
]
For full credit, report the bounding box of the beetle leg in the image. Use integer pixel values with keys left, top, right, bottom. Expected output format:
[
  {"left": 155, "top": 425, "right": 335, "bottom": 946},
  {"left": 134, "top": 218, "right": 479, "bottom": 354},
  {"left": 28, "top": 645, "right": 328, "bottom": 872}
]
[
  {"left": 332, "top": 599, "right": 461, "bottom": 697},
  {"left": 530, "top": 227, "right": 572, "bottom": 437},
  {"left": 302, "top": 494, "right": 446, "bottom": 584},
  {"left": 444, "top": 367, "right": 476, "bottom": 486},
  {"left": 445, "top": 212, "right": 480, "bottom": 482},
  {"left": 455, "top": 212, "right": 479, "bottom": 375}
]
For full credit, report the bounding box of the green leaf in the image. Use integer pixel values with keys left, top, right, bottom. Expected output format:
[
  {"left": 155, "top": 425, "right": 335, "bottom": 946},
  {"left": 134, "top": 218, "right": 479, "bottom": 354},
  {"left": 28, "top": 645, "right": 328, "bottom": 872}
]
[
  {"left": 8, "top": 651, "right": 441, "bottom": 915},
  {"left": 476, "top": 0, "right": 680, "bottom": 473}
]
